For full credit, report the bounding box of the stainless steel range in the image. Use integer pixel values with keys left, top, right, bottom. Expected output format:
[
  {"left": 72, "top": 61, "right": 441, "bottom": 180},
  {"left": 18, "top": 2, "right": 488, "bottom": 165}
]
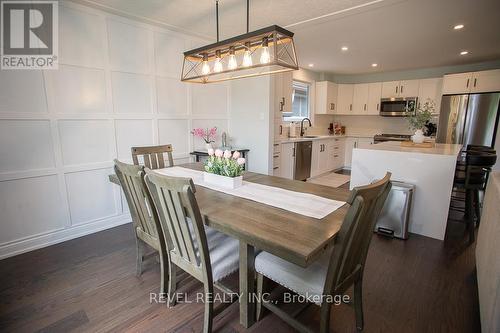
[{"left": 373, "top": 133, "right": 412, "bottom": 144}]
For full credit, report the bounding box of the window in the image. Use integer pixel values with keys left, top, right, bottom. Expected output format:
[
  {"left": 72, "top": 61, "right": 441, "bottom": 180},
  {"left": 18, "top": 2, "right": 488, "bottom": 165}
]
[{"left": 283, "top": 81, "right": 310, "bottom": 122}]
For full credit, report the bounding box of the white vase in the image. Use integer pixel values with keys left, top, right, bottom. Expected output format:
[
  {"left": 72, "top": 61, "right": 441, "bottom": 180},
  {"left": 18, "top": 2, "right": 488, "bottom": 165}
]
[
  {"left": 412, "top": 129, "right": 425, "bottom": 144},
  {"left": 205, "top": 143, "right": 213, "bottom": 151},
  {"left": 203, "top": 172, "right": 243, "bottom": 189}
]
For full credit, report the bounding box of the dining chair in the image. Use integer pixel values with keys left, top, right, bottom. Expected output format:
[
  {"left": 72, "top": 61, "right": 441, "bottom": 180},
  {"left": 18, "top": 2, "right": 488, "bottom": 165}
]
[
  {"left": 131, "top": 144, "right": 174, "bottom": 169},
  {"left": 254, "top": 173, "right": 392, "bottom": 333},
  {"left": 114, "top": 160, "right": 168, "bottom": 294},
  {"left": 144, "top": 169, "right": 239, "bottom": 333}
]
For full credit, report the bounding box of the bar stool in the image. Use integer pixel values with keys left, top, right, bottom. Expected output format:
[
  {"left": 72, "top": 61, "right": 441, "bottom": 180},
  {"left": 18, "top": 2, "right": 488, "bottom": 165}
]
[{"left": 453, "top": 151, "right": 497, "bottom": 244}]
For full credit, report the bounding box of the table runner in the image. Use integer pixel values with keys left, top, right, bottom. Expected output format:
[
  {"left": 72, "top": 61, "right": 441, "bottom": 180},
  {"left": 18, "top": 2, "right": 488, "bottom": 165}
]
[{"left": 154, "top": 167, "right": 345, "bottom": 219}]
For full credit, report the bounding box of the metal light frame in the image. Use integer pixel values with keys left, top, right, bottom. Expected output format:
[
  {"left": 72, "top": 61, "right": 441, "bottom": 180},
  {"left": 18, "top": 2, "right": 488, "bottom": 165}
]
[{"left": 181, "top": 1, "right": 298, "bottom": 83}]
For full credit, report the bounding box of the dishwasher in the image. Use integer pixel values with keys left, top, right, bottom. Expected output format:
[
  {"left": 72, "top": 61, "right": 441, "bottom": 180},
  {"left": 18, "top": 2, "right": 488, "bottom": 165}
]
[{"left": 294, "top": 141, "right": 312, "bottom": 181}]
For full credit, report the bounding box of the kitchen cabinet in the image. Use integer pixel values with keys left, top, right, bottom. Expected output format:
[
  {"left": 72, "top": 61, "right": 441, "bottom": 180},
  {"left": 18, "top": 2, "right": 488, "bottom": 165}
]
[
  {"left": 311, "top": 139, "right": 329, "bottom": 177},
  {"left": 272, "top": 143, "right": 281, "bottom": 177},
  {"left": 381, "top": 80, "right": 420, "bottom": 98},
  {"left": 344, "top": 137, "right": 373, "bottom": 168},
  {"left": 280, "top": 142, "right": 295, "bottom": 179},
  {"left": 315, "top": 81, "right": 338, "bottom": 114},
  {"left": 418, "top": 78, "right": 442, "bottom": 114},
  {"left": 274, "top": 72, "right": 293, "bottom": 113},
  {"left": 471, "top": 69, "right": 500, "bottom": 93},
  {"left": 331, "top": 137, "right": 345, "bottom": 170},
  {"left": 442, "top": 70, "right": 500, "bottom": 94},
  {"left": 337, "top": 84, "right": 354, "bottom": 115},
  {"left": 367, "top": 82, "right": 382, "bottom": 115},
  {"left": 352, "top": 84, "right": 369, "bottom": 114}
]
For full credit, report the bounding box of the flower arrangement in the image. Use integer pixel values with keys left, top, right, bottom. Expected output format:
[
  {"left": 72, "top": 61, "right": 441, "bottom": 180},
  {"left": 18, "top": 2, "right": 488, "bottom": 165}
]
[
  {"left": 405, "top": 99, "right": 435, "bottom": 131},
  {"left": 205, "top": 149, "right": 245, "bottom": 178},
  {"left": 191, "top": 127, "right": 217, "bottom": 144}
]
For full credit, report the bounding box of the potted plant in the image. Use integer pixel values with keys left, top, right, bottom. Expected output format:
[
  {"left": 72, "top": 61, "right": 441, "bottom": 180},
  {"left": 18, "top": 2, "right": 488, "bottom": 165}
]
[
  {"left": 405, "top": 99, "right": 435, "bottom": 143},
  {"left": 191, "top": 127, "right": 217, "bottom": 151},
  {"left": 204, "top": 149, "right": 245, "bottom": 189}
]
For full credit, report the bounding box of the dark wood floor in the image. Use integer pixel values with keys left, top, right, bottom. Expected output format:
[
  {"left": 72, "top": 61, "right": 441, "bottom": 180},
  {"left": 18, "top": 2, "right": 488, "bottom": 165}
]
[{"left": 0, "top": 181, "right": 480, "bottom": 332}]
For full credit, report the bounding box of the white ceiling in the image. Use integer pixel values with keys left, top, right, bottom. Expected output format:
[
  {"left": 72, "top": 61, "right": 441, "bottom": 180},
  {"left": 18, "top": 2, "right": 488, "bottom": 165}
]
[{"left": 74, "top": 0, "right": 500, "bottom": 74}]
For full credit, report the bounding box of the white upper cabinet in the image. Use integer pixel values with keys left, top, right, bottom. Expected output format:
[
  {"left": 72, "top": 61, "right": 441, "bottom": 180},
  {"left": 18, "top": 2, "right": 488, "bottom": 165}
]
[
  {"left": 443, "top": 70, "right": 500, "bottom": 94},
  {"left": 442, "top": 72, "right": 473, "bottom": 94},
  {"left": 418, "top": 78, "right": 442, "bottom": 114},
  {"left": 382, "top": 80, "right": 419, "bottom": 98},
  {"left": 315, "top": 81, "right": 338, "bottom": 114},
  {"left": 352, "top": 84, "right": 370, "bottom": 114},
  {"left": 381, "top": 81, "right": 400, "bottom": 98},
  {"left": 471, "top": 69, "right": 500, "bottom": 93},
  {"left": 274, "top": 72, "right": 293, "bottom": 113},
  {"left": 337, "top": 84, "right": 354, "bottom": 115},
  {"left": 367, "top": 82, "right": 382, "bottom": 115}
]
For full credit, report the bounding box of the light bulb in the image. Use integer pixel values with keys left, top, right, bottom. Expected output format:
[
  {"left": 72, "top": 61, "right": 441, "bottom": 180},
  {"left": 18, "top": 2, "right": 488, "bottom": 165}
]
[
  {"left": 242, "top": 42, "right": 252, "bottom": 67},
  {"left": 201, "top": 54, "right": 210, "bottom": 75},
  {"left": 260, "top": 38, "right": 270, "bottom": 64},
  {"left": 228, "top": 47, "right": 237, "bottom": 70},
  {"left": 214, "top": 50, "right": 223, "bottom": 73}
]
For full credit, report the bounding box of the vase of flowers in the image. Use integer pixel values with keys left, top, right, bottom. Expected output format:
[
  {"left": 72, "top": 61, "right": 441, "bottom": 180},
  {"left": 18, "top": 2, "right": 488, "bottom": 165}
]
[
  {"left": 191, "top": 127, "right": 217, "bottom": 151},
  {"left": 405, "top": 99, "right": 435, "bottom": 144},
  {"left": 203, "top": 149, "right": 245, "bottom": 189}
]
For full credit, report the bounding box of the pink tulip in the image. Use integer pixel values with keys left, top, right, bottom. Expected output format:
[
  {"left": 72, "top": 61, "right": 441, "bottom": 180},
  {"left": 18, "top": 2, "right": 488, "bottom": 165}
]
[
  {"left": 215, "top": 149, "right": 223, "bottom": 157},
  {"left": 237, "top": 158, "right": 245, "bottom": 165},
  {"left": 207, "top": 148, "right": 215, "bottom": 156},
  {"left": 232, "top": 151, "right": 240, "bottom": 159},
  {"left": 223, "top": 150, "right": 232, "bottom": 159}
]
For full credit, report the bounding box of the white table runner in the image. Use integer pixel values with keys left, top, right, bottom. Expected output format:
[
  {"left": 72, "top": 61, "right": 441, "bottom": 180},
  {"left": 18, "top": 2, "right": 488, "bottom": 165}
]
[{"left": 154, "top": 167, "right": 345, "bottom": 219}]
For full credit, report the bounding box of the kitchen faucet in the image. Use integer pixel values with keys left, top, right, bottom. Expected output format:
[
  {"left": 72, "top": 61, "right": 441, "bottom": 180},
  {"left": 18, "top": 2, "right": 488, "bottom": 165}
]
[{"left": 300, "top": 118, "right": 312, "bottom": 137}]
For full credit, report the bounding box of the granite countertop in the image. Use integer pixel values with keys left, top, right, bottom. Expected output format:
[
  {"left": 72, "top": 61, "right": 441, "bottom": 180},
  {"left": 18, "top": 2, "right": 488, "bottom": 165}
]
[{"left": 357, "top": 141, "right": 462, "bottom": 156}]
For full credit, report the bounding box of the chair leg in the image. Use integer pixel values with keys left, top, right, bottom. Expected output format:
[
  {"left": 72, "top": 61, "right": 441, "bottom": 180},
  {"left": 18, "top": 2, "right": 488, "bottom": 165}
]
[
  {"left": 354, "top": 279, "right": 364, "bottom": 331},
  {"left": 202, "top": 284, "right": 214, "bottom": 333},
  {"left": 158, "top": 250, "right": 167, "bottom": 295},
  {"left": 466, "top": 190, "right": 475, "bottom": 245},
  {"left": 136, "top": 238, "right": 143, "bottom": 277},
  {"left": 473, "top": 190, "right": 481, "bottom": 226},
  {"left": 319, "top": 302, "right": 332, "bottom": 333},
  {"left": 167, "top": 264, "right": 177, "bottom": 308},
  {"left": 256, "top": 273, "right": 265, "bottom": 322}
]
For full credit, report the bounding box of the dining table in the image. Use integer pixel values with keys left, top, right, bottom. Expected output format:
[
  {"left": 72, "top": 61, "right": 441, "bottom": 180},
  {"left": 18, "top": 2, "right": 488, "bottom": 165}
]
[{"left": 109, "top": 162, "right": 350, "bottom": 328}]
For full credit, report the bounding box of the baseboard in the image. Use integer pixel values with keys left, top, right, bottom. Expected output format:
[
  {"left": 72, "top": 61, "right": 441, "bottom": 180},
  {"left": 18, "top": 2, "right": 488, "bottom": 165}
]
[{"left": 0, "top": 214, "right": 132, "bottom": 260}]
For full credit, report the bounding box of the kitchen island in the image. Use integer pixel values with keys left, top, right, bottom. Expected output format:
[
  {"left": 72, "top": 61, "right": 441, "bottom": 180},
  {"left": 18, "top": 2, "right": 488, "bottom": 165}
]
[{"left": 350, "top": 141, "right": 462, "bottom": 240}]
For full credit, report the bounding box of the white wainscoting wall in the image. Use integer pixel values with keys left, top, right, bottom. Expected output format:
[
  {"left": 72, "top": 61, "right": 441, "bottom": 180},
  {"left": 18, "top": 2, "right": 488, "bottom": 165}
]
[{"left": 0, "top": 1, "right": 230, "bottom": 259}]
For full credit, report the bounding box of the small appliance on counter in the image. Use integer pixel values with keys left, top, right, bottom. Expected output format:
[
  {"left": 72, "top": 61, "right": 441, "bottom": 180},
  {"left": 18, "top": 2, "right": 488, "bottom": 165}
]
[{"left": 288, "top": 122, "right": 300, "bottom": 138}]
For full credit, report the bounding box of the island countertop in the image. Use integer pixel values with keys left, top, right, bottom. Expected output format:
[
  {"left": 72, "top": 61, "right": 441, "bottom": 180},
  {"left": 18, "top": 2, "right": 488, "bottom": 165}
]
[{"left": 358, "top": 141, "right": 463, "bottom": 156}]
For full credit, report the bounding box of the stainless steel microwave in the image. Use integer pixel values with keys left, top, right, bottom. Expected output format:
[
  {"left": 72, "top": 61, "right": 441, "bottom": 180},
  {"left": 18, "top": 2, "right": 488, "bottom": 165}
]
[{"left": 380, "top": 97, "right": 418, "bottom": 117}]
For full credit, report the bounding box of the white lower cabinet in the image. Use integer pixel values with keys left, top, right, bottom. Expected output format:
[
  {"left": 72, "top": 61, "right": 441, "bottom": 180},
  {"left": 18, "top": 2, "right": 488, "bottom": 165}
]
[
  {"left": 344, "top": 137, "right": 373, "bottom": 168},
  {"left": 311, "top": 137, "right": 346, "bottom": 178},
  {"left": 280, "top": 142, "right": 295, "bottom": 179}
]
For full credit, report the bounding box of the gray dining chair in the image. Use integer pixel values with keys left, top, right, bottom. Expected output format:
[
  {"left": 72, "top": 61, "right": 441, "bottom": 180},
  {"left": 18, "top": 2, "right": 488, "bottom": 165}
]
[
  {"left": 114, "top": 159, "right": 168, "bottom": 294},
  {"left": 255, "top": 173, "right": 392, "bottom": 333},
  {"left": 144, "top": 169, "right": 239, "bottom": 333},
  {"left": 132, "top": 144, "right": 174, "bottom": 169}
]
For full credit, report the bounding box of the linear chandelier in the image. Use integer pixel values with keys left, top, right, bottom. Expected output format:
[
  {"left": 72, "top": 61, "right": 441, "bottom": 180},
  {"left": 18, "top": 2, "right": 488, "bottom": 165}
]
[{"left": 181, "top": 0, "right": 299, "bottom": 84}]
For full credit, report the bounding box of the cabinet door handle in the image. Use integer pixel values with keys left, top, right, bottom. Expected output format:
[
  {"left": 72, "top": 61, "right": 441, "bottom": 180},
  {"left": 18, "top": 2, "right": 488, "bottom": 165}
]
[
  {"left": 466, "top": 79, "right": 470, "bottom": 88},
  {"left": 349, "top": 104, "right": 352, "bottom": 111},
  {"left": 400, "top": 85, "right": 404, "bottom": 94},
  {"left": 396, "top": 86, "right": 398, "bottom": 94},
  {"left": 376, "top": 103, "right": 379, "bottom": 110},
  {"left": 474, "top": 78, "right": 477, "bottom": 87},
  {"left": 279, "top": 125, "right": 282, "bottom": 135},
  {"left": 282, "top": 97, "right": 285, "bottom": 105},
  {"left": 364, "top": 104, "right": 367, "bottom": 111},
  {"left": 292, "top": 147, "right": 295, "bottom": 157},
  {"left": 279, "top": 101, "right": 283, "bottom": 112},
  {"left": 332, "top": 103, "right": 335, "bottom": 110},
  {"left": 273, "top": 166, "right": 279, "bottom": 170}
]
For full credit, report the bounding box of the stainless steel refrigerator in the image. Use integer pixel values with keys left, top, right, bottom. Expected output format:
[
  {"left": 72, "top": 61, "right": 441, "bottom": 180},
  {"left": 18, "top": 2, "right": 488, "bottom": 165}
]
[{"left": 436, "top": 93, "right": 500, "bottom": 147}]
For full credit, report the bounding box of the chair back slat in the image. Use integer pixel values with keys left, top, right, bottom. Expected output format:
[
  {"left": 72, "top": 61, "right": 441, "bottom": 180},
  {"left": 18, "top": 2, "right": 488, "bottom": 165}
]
[
  {"left": 114, "top": 160, "right": 160, "bottom": 240},
  {"left": 145, "top": 170, "right": 213, "bottom": 283},
  {"left": 323, "top": 173, "right": 392, "bottom": 298},
  {"left": 131, "top": 145, "right": 174, "bottom": 170}
]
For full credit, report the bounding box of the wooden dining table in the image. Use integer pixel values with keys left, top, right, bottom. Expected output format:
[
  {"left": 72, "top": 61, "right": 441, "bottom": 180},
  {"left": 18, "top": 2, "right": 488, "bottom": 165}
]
[{"left": 109, "top": 162, "right": 350, "bottom": 328}]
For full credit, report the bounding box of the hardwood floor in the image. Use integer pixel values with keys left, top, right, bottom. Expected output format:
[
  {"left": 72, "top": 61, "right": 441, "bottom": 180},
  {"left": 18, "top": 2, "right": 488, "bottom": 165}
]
[{"left": 0, "top": 196, "right": 480, "bottom": 332}]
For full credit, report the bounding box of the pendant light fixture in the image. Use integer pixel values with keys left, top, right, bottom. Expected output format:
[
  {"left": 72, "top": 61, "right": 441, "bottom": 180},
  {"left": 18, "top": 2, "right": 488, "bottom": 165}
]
[{"left": 181, "top": 0, "right": 299, "bottom": 83}]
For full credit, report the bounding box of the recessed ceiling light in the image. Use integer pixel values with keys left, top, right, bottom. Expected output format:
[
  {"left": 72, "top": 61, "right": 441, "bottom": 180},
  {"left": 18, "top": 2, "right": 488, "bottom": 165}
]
[
  {"left": 341, "top": 46, "right": 348, "bottom": 51},
  {"left": 454, "top": 24, "right": 464, "bottom": 30},
  {"left": 371, "top": 63, "right": 378, "bottom": 67},
  {"left": 460, "top": 50, "right": 469, "bottom": 55},
  {"left": 308, "top": 63, "right": 314, "bottom": 67}
]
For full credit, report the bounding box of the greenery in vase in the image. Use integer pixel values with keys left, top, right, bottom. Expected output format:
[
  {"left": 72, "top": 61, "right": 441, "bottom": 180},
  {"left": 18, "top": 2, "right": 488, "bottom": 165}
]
[
  {"left": 205, "top": 149, "right": 245, "bottom": 177},
  {"left": 405, "top": 99, "right": 435, "bottom": 131}
]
